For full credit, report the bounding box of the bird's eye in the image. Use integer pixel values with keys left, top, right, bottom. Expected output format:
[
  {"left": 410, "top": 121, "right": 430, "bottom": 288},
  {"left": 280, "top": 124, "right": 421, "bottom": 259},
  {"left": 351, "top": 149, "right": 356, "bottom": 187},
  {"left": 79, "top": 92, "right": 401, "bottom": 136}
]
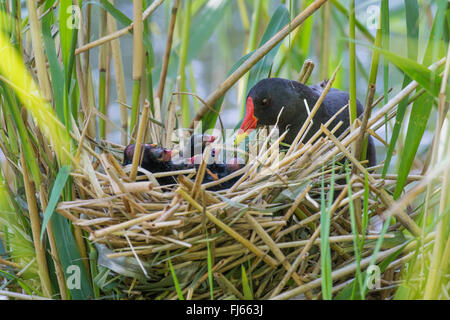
[
  {"left": 261, "top": 98, "right": 269, "bottom": 106},
  {"left": 154, "top": 150, "right": 163, "bottom": 160}
]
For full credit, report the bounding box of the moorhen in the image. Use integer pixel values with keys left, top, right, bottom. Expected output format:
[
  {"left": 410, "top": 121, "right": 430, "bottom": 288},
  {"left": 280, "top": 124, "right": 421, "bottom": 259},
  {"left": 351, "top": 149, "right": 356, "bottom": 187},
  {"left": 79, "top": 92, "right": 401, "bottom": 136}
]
[
  {"left": 123, "top": 143, "right": 179, "bottom": 185},
  {"left": 123, "top": 136, "right": 245, "bottom": 190},
  {"left": 235, "top": 78, "right": 376, "bottom": 167}
]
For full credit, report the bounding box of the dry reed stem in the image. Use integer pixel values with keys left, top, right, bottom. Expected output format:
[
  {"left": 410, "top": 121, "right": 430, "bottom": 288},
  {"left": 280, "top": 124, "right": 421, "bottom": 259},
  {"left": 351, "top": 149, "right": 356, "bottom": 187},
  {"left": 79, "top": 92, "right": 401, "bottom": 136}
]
[
  {"left": 298, "top": 59, "right": 315, "bottom": 84},
  {"left": 0, "top": 290, "right": 52, "bottom": 301},
  {"left": 288, "top": 62, "right": 340, "bottom": 156},
  {"left": 271, "top": 226, "right": 321, "bottom": 298},
  {"left": 39, "top": 187, "right": 68, "bottom": 300},
  {"left": 191, "top": 145, "right": 212, "bottom": 201},
  {"left": 19, "top": 147, "right": 52, "bottom": 298},
  {"left": 91, "top": 207, "right": 166, "bottom": 240},
  {"left": 321, "top": 124, "right": 421, "bottom": 236},
  {"left": 164, "top": 97, "right": 177, "bottom": 149},
  {"left": 297, "top": 59, "right": 446, "bottom": 185},
  {"left": 75, "top": 0, "right": 165, "bottom": 55},
  {"left": 130, "top": 101, "right": 150, "bottom": 181},
  {"left": 107, "top": 0, "right": 128, "bottom": 145},
  {"left": 214, "top": 272, "right": 246, "bottom": 299},
  {"left": 26, "top": 0, "right": 51, "bottom": 100},
  {"left": 273, "top": 233, "right": 435, "bottom": 300},
  {"left": 353, "top": 83, "right": 376, "bottom": 172},
  {"left": 245, "top": 213, "right": 303, "bottom": 286},
  {"left": 176, "top": 187, "right": 279, "bottom": 268},
  {"left": 189, "top": 0, "right": 329, "bottom": 128},
  {"left": 157, "top": 0, "right": 179, "bottom": 104}
]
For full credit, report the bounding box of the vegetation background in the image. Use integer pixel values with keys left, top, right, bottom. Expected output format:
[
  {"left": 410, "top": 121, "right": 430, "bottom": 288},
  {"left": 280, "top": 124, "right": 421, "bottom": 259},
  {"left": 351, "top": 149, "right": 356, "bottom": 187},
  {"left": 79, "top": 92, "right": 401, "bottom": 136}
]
[{"left": 0, "top": 0, "right": 448, "bottom": 300}]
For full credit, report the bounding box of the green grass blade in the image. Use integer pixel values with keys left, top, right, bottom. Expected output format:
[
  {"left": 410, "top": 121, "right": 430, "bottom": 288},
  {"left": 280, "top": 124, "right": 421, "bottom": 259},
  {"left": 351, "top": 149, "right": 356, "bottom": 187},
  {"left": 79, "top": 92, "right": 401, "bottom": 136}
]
[
  {"left": 168, "top": 257, "right": 184, "bottom": 300},
  {"left": 381, "top": 0, "right": 390, "bottom": 106},
  {"left": 382, "top": 0, "right": 419, "bottom": 177},
  {"left": 40, "top": 165, "right": 71, "bottom": 241},
  {"left": 422, "top": 0, "right": 448, "bottom": 67},
  {"left": 41, "top": 2, "right": 65, "bottom": 123},
  {"left": 97, "top": 0, "right": 132, "bottom": 26},
  {"left": 348, "top": 0, "right": 357, "bottom": 124},
  {"left": 187, "top": 0, "right": 232, "bottom": 63},
  {"left": 241, "top": 264, "right": 253, "bottom": 300},
  {"left": 51, "top": 212, "right": 94, "bottom": 299},
  {"left": 393, "top": 94, "right": 434, "bottom": 199},
  {"left": 59, "top": 0, "right": 73, "bottom": 69},
  {"left": 206, "top": 233, "right": 214, "bottom": 300},
  {"left": 320, "top": 164, "right": 333, "bottom": 300},
  {"left": 179, "top": 0, "right": 192, "bottom": 128},
  {"left": 345, "top": 165, "right": 363, "bottom": 299},
  {"left": 0, "top": 84, "right": 41, "bottom": 186},
  {"left": 360, "top": 43, "right": 447, "bottom": 99},
  {"left": 392, "top": 1, "right": 447, "bottom": 199}
]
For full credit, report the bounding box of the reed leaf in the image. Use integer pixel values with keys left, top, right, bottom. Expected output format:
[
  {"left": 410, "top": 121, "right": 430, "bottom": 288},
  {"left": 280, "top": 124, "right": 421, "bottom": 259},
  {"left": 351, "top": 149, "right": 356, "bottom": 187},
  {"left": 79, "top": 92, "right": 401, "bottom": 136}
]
[
  {"left": 382, "top": 0, "right": 419, "bottom": 177},
  {"left": 245, "top": 5, "right": 290, "bottom": 97},
  {"left": 345, "top": 165, "right": 363, "bottom": 299},
  {"left": 320, "top": 165, "right": 332, "bottom": 300},
  {"left": 381, "top": 0, "right": 390, "bottom": 106},
  {"left": 348, "top": 0, "right": 357, "bottom": 124},
  {"left": 241, "top": 264, "right": 253, "bottom": 300},
  {"left": 40, "top": 165, "right": 72, "bottom": 241},
  {"left": 360, "top": 43, "right": 447, "bottom": 99},
  {"left": 392, "top": 1, "right": 448, "bottom": 199},
  {"left": 97, "top": 0, "right": 132, "bottom": 26},
  {"left": 203, "top": 5, "right": 289, "bottom": 131},
  {"left": 41, "top": 2, "right": 65, "bottom": 123}
]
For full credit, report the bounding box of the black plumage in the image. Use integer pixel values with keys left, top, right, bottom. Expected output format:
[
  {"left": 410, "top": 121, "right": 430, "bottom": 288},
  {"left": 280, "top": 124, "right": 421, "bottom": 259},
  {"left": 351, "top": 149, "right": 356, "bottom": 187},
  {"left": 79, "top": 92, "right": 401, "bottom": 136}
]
[
  {"left": 123, "top": 139, "right": 245, "bottom": 190},
  {"left": 123, "top": 144, "right": 179, "bottom": 185},
  {"left": 238, "top": 78, "right": 377, "bottom": 167}
]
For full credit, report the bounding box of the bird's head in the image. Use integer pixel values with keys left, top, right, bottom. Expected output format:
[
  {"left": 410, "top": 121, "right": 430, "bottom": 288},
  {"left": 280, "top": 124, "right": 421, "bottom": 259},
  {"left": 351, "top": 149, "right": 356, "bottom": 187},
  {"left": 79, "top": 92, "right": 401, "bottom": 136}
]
[
  {"left": 123, "top": 144, "right": 172, "bottom": 168},
  {"left": 235, "top": 78, "right": 313, "bottom": 145}
]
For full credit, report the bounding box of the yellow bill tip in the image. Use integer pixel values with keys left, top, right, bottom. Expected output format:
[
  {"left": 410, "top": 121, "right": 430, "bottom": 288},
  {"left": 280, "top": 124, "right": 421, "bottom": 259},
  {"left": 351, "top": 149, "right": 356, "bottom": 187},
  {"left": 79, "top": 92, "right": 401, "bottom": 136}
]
[{"left": 234, "top": 132, "right": 248, "bottom": 146}]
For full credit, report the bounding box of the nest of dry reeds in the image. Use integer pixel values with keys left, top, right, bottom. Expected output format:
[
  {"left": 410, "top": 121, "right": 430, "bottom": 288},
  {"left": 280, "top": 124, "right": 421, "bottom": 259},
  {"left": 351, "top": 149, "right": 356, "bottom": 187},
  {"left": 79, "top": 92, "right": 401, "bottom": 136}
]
[{"left": 54, "top": 97, "right": 419, "bottom": 300}]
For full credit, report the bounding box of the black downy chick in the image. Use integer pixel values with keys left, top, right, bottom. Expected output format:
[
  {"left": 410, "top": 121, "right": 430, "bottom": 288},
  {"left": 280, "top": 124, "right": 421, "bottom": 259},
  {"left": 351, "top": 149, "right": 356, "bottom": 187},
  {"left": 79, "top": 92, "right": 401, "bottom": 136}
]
[
  {"left": 193, "top": 148, "right": 245, "bottom": 191},
  {"left": 186, "top": 135, "right": 245, "bottom": 191},
  {"left": 182, "top": 134, "right": 216, "bottom": 159},
  {"left": 123, "top": 138, "right": 245, "bottom": 190},
  {"left": 123, "top": 144, "right": 178, "bottom": 185}
]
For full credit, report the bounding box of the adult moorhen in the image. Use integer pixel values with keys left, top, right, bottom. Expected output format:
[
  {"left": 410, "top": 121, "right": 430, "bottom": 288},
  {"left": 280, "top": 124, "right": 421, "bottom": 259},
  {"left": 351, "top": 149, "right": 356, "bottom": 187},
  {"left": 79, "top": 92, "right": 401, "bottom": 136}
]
[{"left": 235, "top": 78, "right": 376, "bottom": 167}]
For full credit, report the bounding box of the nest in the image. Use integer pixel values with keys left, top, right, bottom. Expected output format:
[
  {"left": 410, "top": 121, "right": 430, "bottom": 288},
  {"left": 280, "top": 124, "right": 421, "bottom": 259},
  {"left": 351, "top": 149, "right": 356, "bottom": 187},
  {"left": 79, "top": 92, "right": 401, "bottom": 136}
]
[{"left": 56, "top": 118, "right": 413, "bottom": 300}]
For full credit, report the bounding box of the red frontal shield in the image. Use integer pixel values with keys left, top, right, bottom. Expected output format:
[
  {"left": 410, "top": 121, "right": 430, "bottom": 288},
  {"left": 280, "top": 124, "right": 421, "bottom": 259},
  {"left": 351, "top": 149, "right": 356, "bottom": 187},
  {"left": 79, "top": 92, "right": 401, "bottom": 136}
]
[{"left": 235, "top": 97, "right": 258, "bottom": 145}]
